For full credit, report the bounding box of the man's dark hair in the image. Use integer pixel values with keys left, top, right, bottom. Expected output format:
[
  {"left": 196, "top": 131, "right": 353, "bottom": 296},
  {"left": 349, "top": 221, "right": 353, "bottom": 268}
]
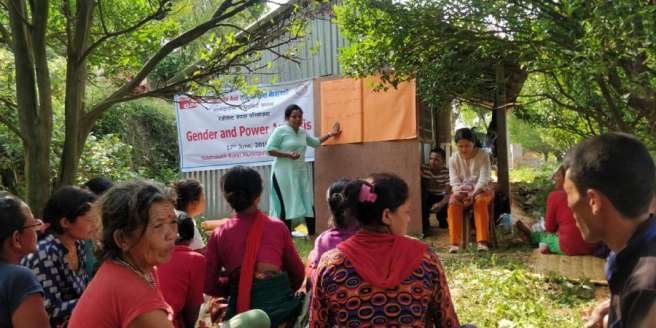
[
  {"left": 564, "top": 133, "right": 656, "bottom": 218},
  {"left": 430, "top": 147, "right": 446, "bottom": 160}
]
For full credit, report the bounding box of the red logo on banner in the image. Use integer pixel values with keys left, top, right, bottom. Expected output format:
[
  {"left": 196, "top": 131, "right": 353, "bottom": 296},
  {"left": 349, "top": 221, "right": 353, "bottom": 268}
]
[{"left": 178, "top": 97, "right": 199, "bottom": 110}]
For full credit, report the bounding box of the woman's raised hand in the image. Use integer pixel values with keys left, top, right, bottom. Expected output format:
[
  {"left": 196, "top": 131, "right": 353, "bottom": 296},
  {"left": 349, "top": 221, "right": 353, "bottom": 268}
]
[{"left": 330, "top": 122, "right": 342, "bottom": 137}]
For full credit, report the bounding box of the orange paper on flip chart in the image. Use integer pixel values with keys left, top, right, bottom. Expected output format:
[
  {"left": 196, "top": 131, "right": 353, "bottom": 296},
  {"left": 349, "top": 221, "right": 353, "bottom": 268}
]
[
  {"left": 362, "top": 77, "right": 417, "bottom": 142},
  {"left": 320, "top": 78, "right": 363, "bottom": 144},
  {"left": 319, "top": 77, "right": 416, "bottom": 144}
]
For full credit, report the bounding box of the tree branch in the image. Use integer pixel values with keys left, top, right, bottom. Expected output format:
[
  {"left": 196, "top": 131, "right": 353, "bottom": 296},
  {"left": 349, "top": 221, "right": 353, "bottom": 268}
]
[
  {"left": 519, "top": 92, "right": 583, "bottom": 112},
  {"left": 83, "top": 0, "right": 298, "bottom": 133},
  {"left": 214, "top": 0, "right": 261, "bottom": 23},
  {"left": 88, "top": 0, "right": 267, "bottom": 104},
  {"left": 546, "top": 72, "right": 583, "bottom": 107},
  {"left": 8, "top": 0, "right": 33, "bottom": 28},
  {"left": 96, "top": 0, "right": 110, "bottom": 35},
  {"left": 30, "top": 0, "right": 53, "bottom": 132},
  {"left": 0, "top": 115, "right": 24, "bottom": 141},
  {"left": 62, "top": 0, "right": 74, "bottom": 49},
  {"left": 582, "top": 113, "right": 598, "bottom": 136},
  {"left": 0, "top": 21, "right": 13, "bottom": 51},
  {"left": 79, "top": 0, "right": 169, "bottom": 62},
  {"left": 0, "top": 97, "right": 25, "bottom": 141},
  {"left": 595, "top": 76, "right": 630, "bottom": 132},
  {"left": 164, "top": 22, "right": 301, "bottom": 86},
  {"left": 211, "top": 0, "right": 234, "bottom": 20}
]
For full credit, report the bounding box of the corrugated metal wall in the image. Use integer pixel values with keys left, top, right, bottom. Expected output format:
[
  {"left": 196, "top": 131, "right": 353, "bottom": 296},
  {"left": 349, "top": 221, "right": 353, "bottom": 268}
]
[
  {"left": 257, "top": 8, "right": 348, "bottom": 83},
  {"left": 184, "top": 8, "right": 344, "bottom": 219},
  {"left": 184, "top": 163, "right": 314, "bottom": 219}
]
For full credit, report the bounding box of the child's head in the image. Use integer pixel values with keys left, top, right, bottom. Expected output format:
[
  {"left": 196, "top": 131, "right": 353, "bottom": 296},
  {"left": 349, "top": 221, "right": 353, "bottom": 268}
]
[
  {"left": 551, "top": 165, "right": 565, "bottom": 190},
  {"left": 173, "top": 178, "right": 205, "bottom": 217},
  {"left": 326, "top": 178, "right": 354, "bottom": 229},
  {"left": 343, "top": 173, "right": 410, "bottom": 235},
  {"left": 175, "top": 211, "right": 195, "bottom": 245}
]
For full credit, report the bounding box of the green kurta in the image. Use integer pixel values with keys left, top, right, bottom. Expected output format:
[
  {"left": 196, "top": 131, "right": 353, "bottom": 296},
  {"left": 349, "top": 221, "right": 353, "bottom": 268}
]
[{"left": 265, "top": 125, "right": 320, "bottom": 221}]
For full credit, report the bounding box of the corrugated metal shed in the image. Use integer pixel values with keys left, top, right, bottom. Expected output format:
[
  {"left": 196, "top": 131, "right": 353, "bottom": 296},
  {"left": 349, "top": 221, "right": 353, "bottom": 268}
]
[
  {"left": 256, "top": 8, "right": 349, "bottom": 83},
  {"left": 184, "top": 4, "right": 345, "bottom": 219}
]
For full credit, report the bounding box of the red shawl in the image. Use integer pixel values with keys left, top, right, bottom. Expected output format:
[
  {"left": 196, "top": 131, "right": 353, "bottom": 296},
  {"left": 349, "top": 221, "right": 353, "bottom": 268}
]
[
  {"left": 337, "top": 230, "right": 428, "bottom": 289},
  {"left": 236, "top": 210, "right": 267, "bottom": 314}
]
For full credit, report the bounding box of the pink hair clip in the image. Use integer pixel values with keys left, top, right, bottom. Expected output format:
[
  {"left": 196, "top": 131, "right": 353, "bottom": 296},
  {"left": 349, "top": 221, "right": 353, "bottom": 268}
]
[{"left": 358, "top": 184, "right": 378, "bottom": 203}]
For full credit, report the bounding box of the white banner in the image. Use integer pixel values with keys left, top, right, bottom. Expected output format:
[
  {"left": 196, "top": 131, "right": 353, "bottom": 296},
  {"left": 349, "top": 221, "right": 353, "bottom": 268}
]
[{"left": 175, "top": 80, "right": 315, "bottom": 172}]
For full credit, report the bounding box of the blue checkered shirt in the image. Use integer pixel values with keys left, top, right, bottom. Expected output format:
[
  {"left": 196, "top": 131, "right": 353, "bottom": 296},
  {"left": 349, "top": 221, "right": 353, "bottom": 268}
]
[{"left": 20, "top": 234, "right": 89, "bottom": 324}]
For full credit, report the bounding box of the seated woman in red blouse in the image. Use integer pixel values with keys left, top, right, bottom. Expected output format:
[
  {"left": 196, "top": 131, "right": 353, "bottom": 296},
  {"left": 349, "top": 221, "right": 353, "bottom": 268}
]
[
  {"left": 310, "top": 173, "right": 461, "bottom": 327},
  {"left": 204, "top": 166, "right": 305, "bottom": 327},
  {"left": 516, "top": 166, "right": 598, "bottom": 255},
  {"left": 158, "top": 213, "right": 206, "bottom": 328}
]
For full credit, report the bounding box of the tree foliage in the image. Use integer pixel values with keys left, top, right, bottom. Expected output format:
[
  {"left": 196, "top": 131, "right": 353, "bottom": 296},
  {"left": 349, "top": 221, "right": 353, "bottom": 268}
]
[
  {"left": 93, "top": 98, "right": 180, "bottom": 182},
  {"left": 508, "top": 112, "right": 578, "bottom": 162},
  {"left": 334, "top": 0, "right": 528, "bottom": 108},
  {"left": 335, "top": 0, "right": 656, "bottom": 143},
  {"left": 0, "top": 0, "right": 312, "bottom": 211}
]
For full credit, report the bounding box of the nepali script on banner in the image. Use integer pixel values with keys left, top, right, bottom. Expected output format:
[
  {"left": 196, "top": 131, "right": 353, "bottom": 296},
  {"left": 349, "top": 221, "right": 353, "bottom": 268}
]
[{"left": 175, "top": 80, "right": 315, "bottom": 172}]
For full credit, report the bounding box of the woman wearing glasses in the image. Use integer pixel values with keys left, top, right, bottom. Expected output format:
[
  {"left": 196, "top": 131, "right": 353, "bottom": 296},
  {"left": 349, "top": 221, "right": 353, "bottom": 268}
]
[
  {"left": 21, "top": 186, "right": 97, "bottom": 326},
  {"left": 0, "top": 192, "right": 49, "bottom": 328}
]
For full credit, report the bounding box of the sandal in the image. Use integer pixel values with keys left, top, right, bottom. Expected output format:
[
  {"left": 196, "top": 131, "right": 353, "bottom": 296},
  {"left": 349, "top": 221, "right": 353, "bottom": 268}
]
[{"left": 514, "top": 220, "right": 532, "bottom": 242}]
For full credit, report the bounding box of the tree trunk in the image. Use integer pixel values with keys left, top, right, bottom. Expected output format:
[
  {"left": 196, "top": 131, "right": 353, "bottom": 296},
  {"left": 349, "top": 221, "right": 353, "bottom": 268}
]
[
  {"left": 435, "top": 101, "right": 452, "bottom": 146},
  {"left": 24, "top": 137, "right": 51, "bottom": 215},
  {"left": 58, "top": 63, "right": 88, "bottom": 187},
  {"left": 58, "top": 0, "right": 95, "bottom": 187},
  {"left": 8, "top": 0, "right": 53, "bottom": 214},
  {"left": 495, "top": 64, "right": 511, "bottom": 208}
]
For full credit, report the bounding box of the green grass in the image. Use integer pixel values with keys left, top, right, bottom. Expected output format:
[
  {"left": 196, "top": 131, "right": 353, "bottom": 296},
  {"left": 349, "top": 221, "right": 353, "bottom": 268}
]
[
  {"left": 287, "top": 165, "right": 602, "bottom": 327},
  {"left": 294, "top": 238, "right": 601, "bottom": 328},
  {"left": 442, "top": 251, "right": 597, "bottom": 327},
  {"left": 510, "top": 165, "right": 558, "bottom": 184},
  {"left": 293, "top": 237, "right": 314, "bottom": 260},
  {"left": 510, "top": 166, "right": 556, "bottom": 220}
]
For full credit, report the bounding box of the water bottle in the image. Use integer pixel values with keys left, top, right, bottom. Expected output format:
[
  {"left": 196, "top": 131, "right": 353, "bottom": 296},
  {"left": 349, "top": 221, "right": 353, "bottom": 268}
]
[{"left": 498, "top": 213, "right": 512, "bottom": 233}]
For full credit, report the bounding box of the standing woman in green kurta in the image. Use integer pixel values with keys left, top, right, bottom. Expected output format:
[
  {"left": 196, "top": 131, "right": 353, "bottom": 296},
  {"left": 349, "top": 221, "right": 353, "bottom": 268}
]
[{"left": 266, "top": 104, "right": 341, "bottom": 235}]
